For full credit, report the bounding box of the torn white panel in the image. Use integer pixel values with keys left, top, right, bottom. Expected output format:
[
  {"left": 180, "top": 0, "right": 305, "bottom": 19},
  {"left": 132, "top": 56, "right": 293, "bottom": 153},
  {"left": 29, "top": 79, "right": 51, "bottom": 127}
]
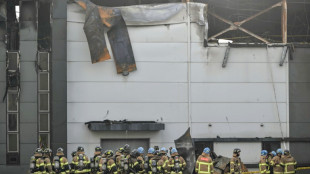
[{"left": 69, "top": 2, "right": 208, "bottom": 40}]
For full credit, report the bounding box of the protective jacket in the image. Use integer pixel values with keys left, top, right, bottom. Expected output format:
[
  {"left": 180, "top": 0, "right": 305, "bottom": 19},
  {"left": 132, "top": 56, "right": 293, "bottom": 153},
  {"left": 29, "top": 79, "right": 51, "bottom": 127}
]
[
  {"left": 128, "top": 155, "right": 144, "bottom": 174},
  {"left": 195, "top": 153, "right": 213, "bottom": 174},
  {"left": 91, "top": 153, "right": 103, "bottom": 174},
  {"left": 43, "top": 156, "right": 53, "bottom": 174},
  {"left": 168, "top": 152, "right": 186, "bottom": 174},
  {"left": 144, "top": 153, "right": 154, "bottom": 174},
  {"left": 106, "top": 157, "right": 117, "bottom": 174},
  {"left": 281, "top": 155, "right": 297, "bottom": 174},
  {"left": 230, "top": 154, "right": 242, "bottom": 174},
  {"left": 30, "top": 153, "right": 45, "bottom": 174},
  {"left": 267, "top": 154, "right": 274, "bottom": 174},
  {"left": 160, "top": 155, "right": 169, "bottom": 173},
  {"left": 72, "top": 152, "right": 90, "bottom": 173},
  {"left": 53, "top": 152, "right": 70, "bottom": 174},
  {"left": 259, "top": 156, "right": 270, "bottom": 174},
  {"left": 116, "top": 153, "right": 130, "bottom": 174},
  {"left": 149, "top": 155, "right": 165, "bottom": 174},
  {"left": 270, "top": 155, "right": 284, "bottom": 174}
]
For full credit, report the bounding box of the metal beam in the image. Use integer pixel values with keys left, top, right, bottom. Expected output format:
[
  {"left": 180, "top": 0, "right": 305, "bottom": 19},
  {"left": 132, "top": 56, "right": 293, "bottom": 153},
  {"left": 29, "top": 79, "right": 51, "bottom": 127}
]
[
  {"left": 279, "top": 46, "right": 288, "bottom": 66},
  {"left": 222, "top": 45, "right": 230, "bottom": 68},
  {"left": 237, "top": 1, "right": 282, "bottom": 26},
  {"left": 208, "top": 1, "right": 284, "bottom": 44},
  {"left": 282, "top": 0, "right": 288, "bottom": 43}
]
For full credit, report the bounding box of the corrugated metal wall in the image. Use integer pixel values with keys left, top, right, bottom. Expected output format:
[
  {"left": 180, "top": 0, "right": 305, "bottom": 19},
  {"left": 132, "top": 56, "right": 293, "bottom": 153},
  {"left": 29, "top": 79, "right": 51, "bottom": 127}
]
[{"left": 67, "top": 2, "right": 289, "bottom": 164}]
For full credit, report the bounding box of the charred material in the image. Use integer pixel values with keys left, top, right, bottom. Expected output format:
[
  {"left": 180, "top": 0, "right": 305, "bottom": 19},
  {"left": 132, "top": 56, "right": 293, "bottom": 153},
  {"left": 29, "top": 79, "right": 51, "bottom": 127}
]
[
  {"left": 206, "top": 0, "right": 310, "bottom": 43},
  {"left": 38, "top": 0, "right": 51, "bottom": 51},
  {"left": 6, "top": 0, "right": 19, "bottom": 50},
  {"left": 211, "top": 152, "right": 248, "bottom": 174},
  {"left": 76, "top": 0, "right": 136, "bottom": 76}
]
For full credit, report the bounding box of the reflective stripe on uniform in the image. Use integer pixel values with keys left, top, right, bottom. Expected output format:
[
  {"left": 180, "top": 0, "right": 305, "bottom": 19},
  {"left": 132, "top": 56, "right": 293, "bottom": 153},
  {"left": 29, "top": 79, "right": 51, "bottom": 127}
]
[
  {"left": 197, "top": 161, "right": 212, "bottom": 174},
  {"left": 284, "top": 162, "right": 297, "bottom": 173},
  {"left": 259, "top": 163, "right": 270, "bottom": 173}
]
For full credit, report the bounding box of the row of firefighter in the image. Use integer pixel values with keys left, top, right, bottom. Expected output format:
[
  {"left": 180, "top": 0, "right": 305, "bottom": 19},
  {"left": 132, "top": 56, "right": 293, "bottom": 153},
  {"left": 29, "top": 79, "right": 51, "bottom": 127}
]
[
  {"left": 29, "top": 144, "right": 187, "bottom": 174},
  {"left": 30, "top": 144, "right": 297, "bottom": 174}
]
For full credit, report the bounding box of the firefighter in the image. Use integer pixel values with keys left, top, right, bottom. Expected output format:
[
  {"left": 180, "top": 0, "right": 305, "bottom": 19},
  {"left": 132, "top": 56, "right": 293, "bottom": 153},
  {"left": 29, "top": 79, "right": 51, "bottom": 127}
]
[
  {"left": 281, "top": 150, "right": 297, "bottom": 174},
  {"left": 103, "top": 150, "right": 117, "bottom": 174},
  {"left": 30, "top": 148, "right": 45, "bottom": 174},
  {"left": 259, "top": 150, "right": 270, "bottom": 174},
  {"left": 137, "top": 147, "right": 145, "bottom": 158},
  {"left": 149, "top": 150, "right": 165, "bottom": 174},
  {"left": 123, "top": 144, "right": 131, "bottom": 158},
  {"left": 72, "top": 146, "right": 90, "bottom": 173},
  {"left": 128, "top": 149, "right": 144, "bottom": 174},
  {"left": 52, "top": 147, "right": 70, "bottom": 174},
  {"left": 230, "top": 148, "right": 242, "bottom": 174},
  {"left": 137, "top": 147, "right": 146, "bottom": 174},
  {"left": 195, "top": 147, "right": 213, "bottom": 174},
  {"left": 70, "top": 151, "right": 77, "bottom": 174},
  {"left": 168, "top": 148, "right": 186, "bottom": 174},
  {"left": 43, "top": 148, "right": 53, "bottom": 174},
  {"left": 144, "top": 148, "right": 155, "bottom": 174},
  {"left": 268, "top": 151, "right": 277, "bottom": 174},
  {"left": 90, "top": 146, "right": 103, "bottom": 174},
  {"left": 270, "top": 149, "right": 284, "bottom": 174},
  {"left": 116, "top": 144, "right": 131, "bottom": 174},
  {"left": 159, "top": 147, "right": 169, "bottom": 173}
]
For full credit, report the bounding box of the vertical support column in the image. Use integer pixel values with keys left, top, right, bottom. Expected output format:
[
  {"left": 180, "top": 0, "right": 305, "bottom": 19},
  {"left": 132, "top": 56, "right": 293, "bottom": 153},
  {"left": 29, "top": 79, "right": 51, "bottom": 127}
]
[
  {"left": 6, "top": 0, "right": 20, "bottom": 165},
  {"left": 38, "top": 0, "right": 51, "bottom": 149},
  {"left": 282, "top": 0, "right": 287, "bottom": 44},
  {"left": 50, "top": 0, "right": 67, "bottom": 154},
  {"left": 0, "top": 0, "right": 7, "bottom": 166},
  {"left": 19, "top": 0, "right": 38, "bottom": 166}
]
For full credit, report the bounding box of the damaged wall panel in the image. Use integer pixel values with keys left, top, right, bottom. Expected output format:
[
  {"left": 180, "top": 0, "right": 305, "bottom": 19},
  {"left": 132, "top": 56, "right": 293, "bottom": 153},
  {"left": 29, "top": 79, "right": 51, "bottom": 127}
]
[
  {"left": 38, "top": 0, "right": 51, "bottom": 51},
  {"left": 73, "top": 0, "right": 208, "bottom": 75},
  {"left": 76, "top": 0, "right": 136, "bottom": 75},
  {"left": 205, "top": 0, "right": 310, "bottom": 43},
  {"left": 90, "top": 0, "right": 310, "bottom": 43},
  {"left": 90, "top": 0, "right": 182, "bottom": 7},
  {"left": 19, "top": 0, "right": 38, "bottom": 166}
]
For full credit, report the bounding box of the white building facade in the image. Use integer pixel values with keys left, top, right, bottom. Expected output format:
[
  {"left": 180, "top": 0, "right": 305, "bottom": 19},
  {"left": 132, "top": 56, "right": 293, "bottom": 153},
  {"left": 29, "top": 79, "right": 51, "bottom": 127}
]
[{"left": 67, "top": 2, "right": 289, "bottom": 165}]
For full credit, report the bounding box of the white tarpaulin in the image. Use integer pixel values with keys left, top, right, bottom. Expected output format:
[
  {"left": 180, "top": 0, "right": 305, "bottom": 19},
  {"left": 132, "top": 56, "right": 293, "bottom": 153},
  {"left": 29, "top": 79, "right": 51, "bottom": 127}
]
[{"left": 68, "top": 2, "right": 208, "bottom": 41}]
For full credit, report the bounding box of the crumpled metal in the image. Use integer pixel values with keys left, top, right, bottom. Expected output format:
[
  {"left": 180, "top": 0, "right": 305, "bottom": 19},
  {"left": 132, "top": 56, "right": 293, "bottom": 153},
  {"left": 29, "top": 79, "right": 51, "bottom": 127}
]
[
  {"left": 75, "top": 0, "right": 208, "bottom": 75},
  {"left": 174, "top": 128, "right": 196, "bottom": 174},
  {"left": 76, "top": 0, "right": 136, "bottom": 75}
]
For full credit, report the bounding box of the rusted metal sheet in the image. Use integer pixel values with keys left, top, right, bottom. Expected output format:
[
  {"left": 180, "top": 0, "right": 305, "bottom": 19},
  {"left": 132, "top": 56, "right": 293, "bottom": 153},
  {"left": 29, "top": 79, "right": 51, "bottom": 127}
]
[
  {"left": 174, "top": 128, "right": 196, "bottom": 174},
  {"left": 76, "top": 0, "right": 136, "bottom": 75}
]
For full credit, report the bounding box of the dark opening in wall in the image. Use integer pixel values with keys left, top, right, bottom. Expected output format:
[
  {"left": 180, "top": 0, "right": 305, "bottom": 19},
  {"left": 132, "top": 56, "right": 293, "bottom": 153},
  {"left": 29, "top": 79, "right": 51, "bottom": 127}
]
[{"left": 262, "top": 141, "right": 281, "bottom": 152}]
